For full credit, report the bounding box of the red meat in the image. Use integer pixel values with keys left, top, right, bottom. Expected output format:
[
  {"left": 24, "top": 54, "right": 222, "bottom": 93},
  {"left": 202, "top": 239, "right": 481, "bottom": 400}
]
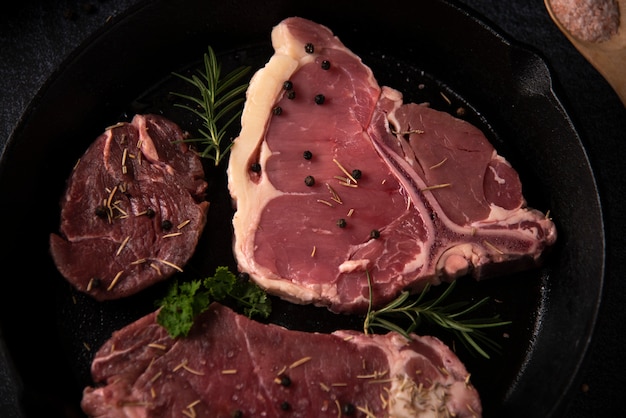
[
  {"left": 228, "top": 17, "right": 557, "bottom": 313},
  {"left": 50, "top": 114, "right": 209, "bottom": 300},
  {"left": 81, "top": 303, "right": 482, "bottom": 418}
]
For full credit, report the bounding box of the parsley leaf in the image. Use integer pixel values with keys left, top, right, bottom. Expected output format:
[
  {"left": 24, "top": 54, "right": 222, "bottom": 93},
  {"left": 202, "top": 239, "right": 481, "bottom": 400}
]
[
  {"left": 204, "top": 266, "right": 236, "bottom": 300},
  {"left": 156, "top": 280, "right": 210, "bottom": 338},
  {"left": 228, "top": 278, "right": 272, "bottom": 319},
  {"left": 156, "top": 267, "right": 271, "bottom": 338}
]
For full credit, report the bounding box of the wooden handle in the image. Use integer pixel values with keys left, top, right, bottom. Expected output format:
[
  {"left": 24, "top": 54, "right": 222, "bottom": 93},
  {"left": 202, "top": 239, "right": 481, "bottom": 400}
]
[{"left": 545, "top": 0, "right": 626, "bottom": 106}]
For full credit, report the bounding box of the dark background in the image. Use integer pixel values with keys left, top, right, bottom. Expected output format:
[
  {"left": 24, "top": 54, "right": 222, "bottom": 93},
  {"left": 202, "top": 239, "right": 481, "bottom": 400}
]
[{"left": 1, "top": 0, "right": 624, "bottom": 417}]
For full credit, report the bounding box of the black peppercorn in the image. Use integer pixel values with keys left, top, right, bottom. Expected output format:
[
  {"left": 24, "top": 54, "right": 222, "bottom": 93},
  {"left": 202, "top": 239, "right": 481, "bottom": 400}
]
[
  {"left": 337, "top": 218, "right": 347, "bottom": 228},
  {"left": 95, "top": 205, "right": 108, "bottom": 218},
  {"left": 237, "top": 272, "right": 250, "bottom": 283},
  {"left": 280, "top": 401, "right": 291, "bottom": 411},
  {"left": 304, "top": 175, "right": 315, "bottom": 187},
  {"left": 321, "top": 60, "right": 330, "bottom": 70},
  {"left": 304, "top": 43, "right": 314, "bottom": 53},
  {"left": 287, "top": 90, "right": 296, "bottom": 100},
  {"left": 232, "top": 410, "right": 243, "bottom": 418},
  {"left": 272, "top": 106, "right": 283, "bottom": 115},
  {"left": 279, "top": 375, "right": 291, "bottom": 387},
  {"left": 145, "top": 207, "right": 155, "bottom": 218},
  {"left": 342, "top": 403, "right": 356, "bottom": 415},
  {"left": 303, "top": 150, "right": 313, "bottom": 160},
  {"left": 314, "top": 94, "right": 325, "bottom": 105},
  {"left": 351, "top": 169, "right": 362, "bottom": 179},
  {"left": 91, "top": 277, "right": 102, "bottom": 288},
  {"left": 283, "top": 80, "right": 293, "bottom": 90},
  {"left": 250, "top": 163, "right": 261, "bottom": 173},
  {"left": 161, "top": 220, "right": 173, "bottom": 230},
  {"left": 370, "top": 229, "right": 381, "bottom": 239}
]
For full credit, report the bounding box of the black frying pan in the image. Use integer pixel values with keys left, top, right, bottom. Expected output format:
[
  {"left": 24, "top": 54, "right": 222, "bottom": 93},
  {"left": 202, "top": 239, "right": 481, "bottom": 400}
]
[{"left": 0, "top": 0, "right": 603, "bottom": 417}]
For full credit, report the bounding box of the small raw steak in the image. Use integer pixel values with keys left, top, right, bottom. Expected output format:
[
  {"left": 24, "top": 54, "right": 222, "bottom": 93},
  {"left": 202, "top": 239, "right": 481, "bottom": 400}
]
[
  {"left": 228, "top": 17, "right": 557, "bottom": 313},
  {"left": 81, "top": 303, "right": 482, "bottom": 417},
  {"left": 50, "top": 114, "right": 209, "bottom": 300}
]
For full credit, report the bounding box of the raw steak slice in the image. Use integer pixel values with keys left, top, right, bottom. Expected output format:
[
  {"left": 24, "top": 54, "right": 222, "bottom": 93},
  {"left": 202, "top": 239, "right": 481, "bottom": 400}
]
[
  {"left": 50, "top": 114, "right": 209, "bottom": 300},
  {"left": 228, "top": 17, "right": 557, "bottom": 313},
  {"left": 81, "top": 303, "right": 482, "bottom": 418}
]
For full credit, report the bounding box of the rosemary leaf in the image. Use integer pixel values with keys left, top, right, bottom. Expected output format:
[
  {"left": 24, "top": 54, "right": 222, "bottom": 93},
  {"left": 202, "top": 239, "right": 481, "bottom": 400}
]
[
  {"left": 171, "top": 46, "right": 250, "bottom": 166},
  {"left": 364, "top": 279, "right": 511, "bottom": 359},
  {"left": 369, "top": 317, "right": 411, "bottom": 337}
]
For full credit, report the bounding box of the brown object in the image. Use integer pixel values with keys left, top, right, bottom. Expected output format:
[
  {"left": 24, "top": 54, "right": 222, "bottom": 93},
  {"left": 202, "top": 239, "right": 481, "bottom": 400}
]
[
  {"left": 545, "top": 0, "right": 626, "bottom": 106},
  {"left": 548, "top": 0, "right": 620, "bottom": 42}
]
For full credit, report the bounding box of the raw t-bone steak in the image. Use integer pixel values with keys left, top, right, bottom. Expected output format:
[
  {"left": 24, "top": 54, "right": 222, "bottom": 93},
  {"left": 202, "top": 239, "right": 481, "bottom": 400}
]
[
  {"left": 228, "top": 17, "right": 557, "bottom": 313},
  {"left": 81, "top": 303, "right": 482, "bottom": 417},
  {"left": 50, "top": 114, "right": 209, "bottom": 300}
]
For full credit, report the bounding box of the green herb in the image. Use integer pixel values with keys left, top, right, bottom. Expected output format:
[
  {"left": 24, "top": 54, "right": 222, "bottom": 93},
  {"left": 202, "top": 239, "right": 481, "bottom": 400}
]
[
  {"left": 156, "top": 266, "right": 271, "bottom": 338},
  {"left": 171, "top": 46, "right": 250, "bottom": 166},
  {"left": 156, "top": 280, "right": 210, "bottom": 339},
  {"left": 363, "top": 275, "right": 511, "bottom": 359}
]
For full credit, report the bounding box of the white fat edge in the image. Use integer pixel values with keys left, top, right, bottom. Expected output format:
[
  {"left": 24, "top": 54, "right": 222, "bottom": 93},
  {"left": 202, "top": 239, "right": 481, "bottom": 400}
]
[
  {"left": 384, "top": 334, "right": 476, "bottom": 418},
  {"left": 487, "top": 161, "right": 507, "bottom": 185},
  {"left": 101, "top": 128, "right": 115, "bottom": 170},
  {"left": 230, "top": 140, "right": 283, "bottom": 265},
  {"left": 435, "top": 243, "right": 483, "bottom": 280},
  {"left": 477, "top": 203, "right": 548, "bottom": 228},
  {"left": 228, "top": 23, "right": 302, "bottom": 280},
  {"left": 470, "top": 203, "right": 556, "bottom": 248},
  {"left": 380, "top": 86, "right": 413, "bottom": 160},
  {"left": 229, "top": 17, "right": 322, "bottom": 252},
  {"left": 400, "top": 245, "right": 428, "bottom": 276},
  {"left": 227, "top": 18, "right": 316, "bottom": 204},
  {"left": 271, "top": 21, "right": 318, "bottom": 63},
  {"left": 335, "top": 332, "right": 474, "bottom": 418},
  {"left": 227, "top": 52, "right": 298, "bottom": 204},
  {"left": 132, "top": 114, "right": 171, "bottom": 173},
  {"left": 381, "top": 86, "right": 404, "bottom": 105},
  {"left": 85, "top": 384, "right": 147, "bottom": 418},
  {"left": 338, "top": 259, "right": 370, "bottom": 273},
  {"left": 387, "top": 375, "right": 451, "bottom": 418},
  {"left": 388, "top": 377, "right": 479, "bottom": 418},
  {"left": 230, "top": 19, "right": 363, "bottom": 306},
  {"left": 249, "top": 271, "right": 337, "bottom": 306}
]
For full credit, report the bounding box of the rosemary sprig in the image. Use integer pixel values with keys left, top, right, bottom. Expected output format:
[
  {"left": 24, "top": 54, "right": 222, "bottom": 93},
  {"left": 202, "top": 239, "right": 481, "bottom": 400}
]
[
  {"left": 364, "top": 275, "right": 511, "bottom": 359},
  {"left": 171, "top": 46, "right": 250, "bottom": 166}
]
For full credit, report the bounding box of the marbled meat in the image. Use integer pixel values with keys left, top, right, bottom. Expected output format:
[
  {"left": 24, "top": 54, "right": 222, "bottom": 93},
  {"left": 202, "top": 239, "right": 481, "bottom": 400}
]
[
  {"left": 227, "top": 17, "right": 557, "bottom": 313},
  {"left": 50, "top": 114, "right": 209, "bottom": 300},
  {"left": 81, "top": 303, "right": 482, "bottom": 418}
]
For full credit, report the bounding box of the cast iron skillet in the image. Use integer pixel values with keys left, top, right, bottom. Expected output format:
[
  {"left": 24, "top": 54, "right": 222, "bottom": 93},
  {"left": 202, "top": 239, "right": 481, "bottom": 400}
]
[{"left": 0, "top": 0, "right": 603, "bottom": 417}]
